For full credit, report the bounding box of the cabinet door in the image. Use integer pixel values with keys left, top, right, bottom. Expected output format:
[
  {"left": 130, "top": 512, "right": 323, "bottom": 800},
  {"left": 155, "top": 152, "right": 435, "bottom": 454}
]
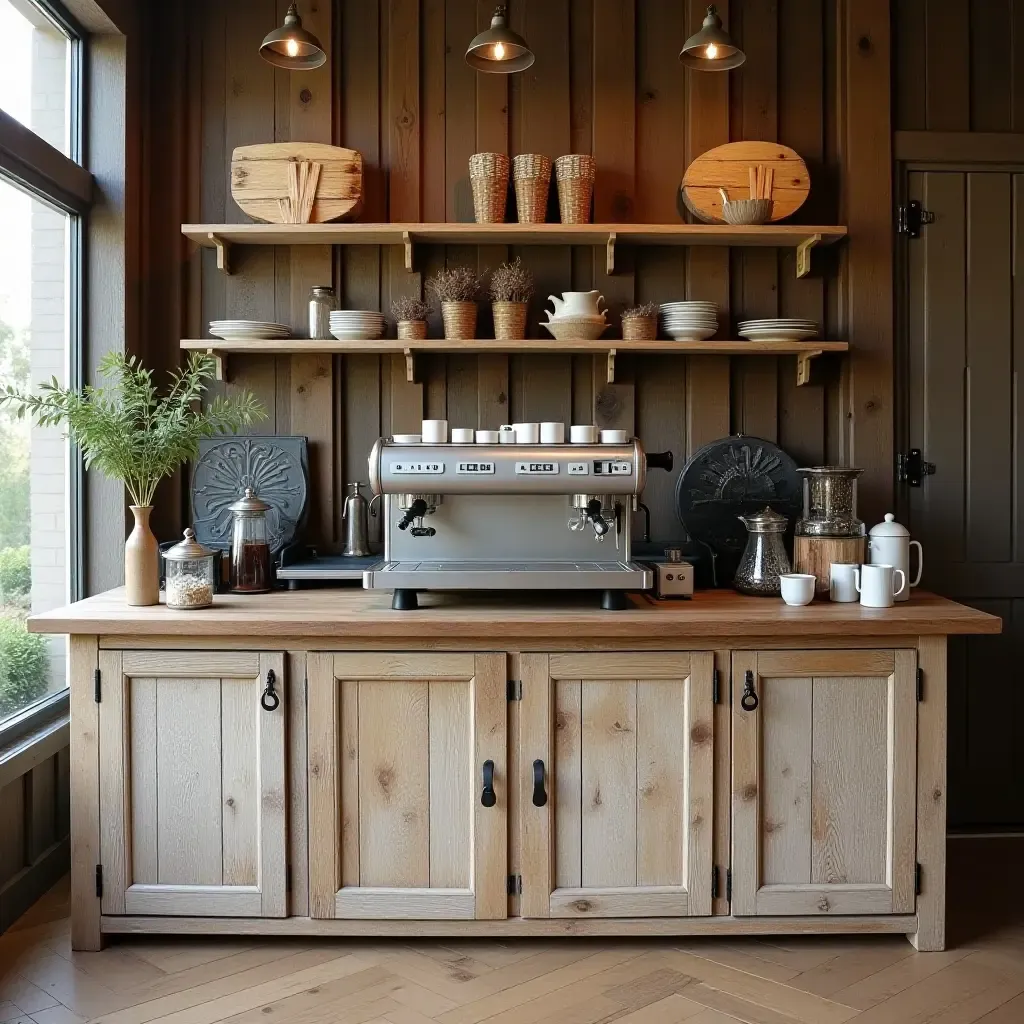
[
  {"left": 98, "top": 650, "right": 287, "bottom": 917},
  {"left": 520, "top": 652, "right": 714, "bottom": 918},
  {"left": 307, "top": 652, "right": 507, "bottom": 920},
  {"left": 731, "top": 650, "right": 917, "bottom": 916}
]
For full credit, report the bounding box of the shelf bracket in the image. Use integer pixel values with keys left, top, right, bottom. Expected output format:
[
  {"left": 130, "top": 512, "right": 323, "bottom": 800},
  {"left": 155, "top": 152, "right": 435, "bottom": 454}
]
[
  {"left": 403, "top": 231, "right": 413, "bottom": 273},
  {"left": 606, "top": 231, "right": 617, "bottom": 275},
  {"left": 203, "top": 348, "right": 226, "bottom": 381},
  {"left": 795, "top": 349, "right": 823, "bottom": 387},
  {"left": 795, "top": 233, "right": 822, "bottom": 278},
  {"left": 607, "top": 348, "right": 617, "bottom": 384},
  {"left": 207, "top": 233, "right": 231, "bottom": 275},
  {"left": 404, "top": 347, "right": 415, "bottom": 383}
]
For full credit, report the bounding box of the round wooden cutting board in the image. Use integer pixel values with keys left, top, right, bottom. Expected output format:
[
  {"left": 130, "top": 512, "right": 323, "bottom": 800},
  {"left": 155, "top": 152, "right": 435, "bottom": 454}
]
[{"left": 680, "top": 140, "right": 810, "bottom": 223}]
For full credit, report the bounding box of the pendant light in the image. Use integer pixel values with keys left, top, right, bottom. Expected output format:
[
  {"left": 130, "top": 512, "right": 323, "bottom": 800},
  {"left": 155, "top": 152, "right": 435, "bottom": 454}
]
[
  {"left": 679, "top": 4, "right": 745, "bottom": 71},
  {"left": 260, "top": 3, "right": 327, "bottom": 71},
  {"left": 466, "top": 5, "right": 535, "bottom": 74}
]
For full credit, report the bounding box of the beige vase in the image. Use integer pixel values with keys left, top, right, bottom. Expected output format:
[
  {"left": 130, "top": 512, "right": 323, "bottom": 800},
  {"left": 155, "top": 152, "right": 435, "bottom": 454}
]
[{"left": 125, "top": 505, "right": 160, "bottom": 606}]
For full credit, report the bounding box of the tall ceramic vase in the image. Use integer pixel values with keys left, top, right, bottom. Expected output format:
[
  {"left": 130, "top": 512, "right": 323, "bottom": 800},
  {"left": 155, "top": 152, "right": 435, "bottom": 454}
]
[{"left": 125, "top": 505, "right": 160, "bottom": 606}]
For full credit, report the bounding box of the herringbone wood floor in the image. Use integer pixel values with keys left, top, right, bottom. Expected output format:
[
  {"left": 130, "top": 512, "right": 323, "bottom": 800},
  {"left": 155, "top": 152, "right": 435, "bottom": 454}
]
[{"left": 2, "top": 840, "right": 1022, "bottom": 1024}]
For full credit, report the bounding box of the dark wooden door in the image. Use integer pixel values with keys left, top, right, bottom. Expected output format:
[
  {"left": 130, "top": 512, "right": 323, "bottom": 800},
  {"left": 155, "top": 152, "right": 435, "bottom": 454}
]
[{"left": 902, "top": 169, "right": 1024, "bottom": 828}]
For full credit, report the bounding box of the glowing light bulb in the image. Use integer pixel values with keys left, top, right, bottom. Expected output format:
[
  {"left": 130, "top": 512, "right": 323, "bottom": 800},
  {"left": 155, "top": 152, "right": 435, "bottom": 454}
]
[
  {"left": 286, "top": 37, "right": 300, "bottom": 57},
  {"left": 705, "top": 42, "right": 719, "bottom": 59},
  {"left": 493, "top": 41, "right": 506, "bottom": 59}
]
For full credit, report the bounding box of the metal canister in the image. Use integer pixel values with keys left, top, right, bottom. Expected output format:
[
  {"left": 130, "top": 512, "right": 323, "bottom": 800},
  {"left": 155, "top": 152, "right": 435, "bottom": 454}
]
[
  {"left": 309, "top": 285, "right": 337, "bottom": 339},
  {"left": 341, "top": 481, "right": 372, "bottom": 557}
]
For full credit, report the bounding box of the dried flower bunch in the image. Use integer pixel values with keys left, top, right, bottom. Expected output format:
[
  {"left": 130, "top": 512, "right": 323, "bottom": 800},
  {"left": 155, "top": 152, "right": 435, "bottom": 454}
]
[
  {"left": 427, "top": 266, "right": 480, "bottom": 303},
  {"left": 622, "top": 302, "right": 659, "bottom": 319},
  {"left": 391, "top": 295, "right": 432, "bottom": 322},
  {"left": 489, "top": 258, "right": 534, "bottom": 303}
]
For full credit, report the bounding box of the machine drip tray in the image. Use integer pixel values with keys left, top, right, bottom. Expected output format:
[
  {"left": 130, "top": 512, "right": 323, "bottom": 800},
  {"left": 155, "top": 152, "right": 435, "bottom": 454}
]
[{"left": 364, "top": 560, "right": 653, "bottom": 591}]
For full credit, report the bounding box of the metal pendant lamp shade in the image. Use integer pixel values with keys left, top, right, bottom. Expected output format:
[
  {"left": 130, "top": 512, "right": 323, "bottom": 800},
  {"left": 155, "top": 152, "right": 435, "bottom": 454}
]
[
  {"left": 466, "top": 5, "right": 535, "bottom": 74},
  {"left": 679, "top": 4, "right": 745, "bottom": 71},
  {"left": 260, "top": 3, "right": 327, "bottom": 70}
]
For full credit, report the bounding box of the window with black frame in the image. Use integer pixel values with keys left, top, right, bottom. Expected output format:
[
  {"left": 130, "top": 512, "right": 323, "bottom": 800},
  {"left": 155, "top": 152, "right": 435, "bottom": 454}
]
[{"left": 0, "top": 0, "right": 86, "bottom": 733}]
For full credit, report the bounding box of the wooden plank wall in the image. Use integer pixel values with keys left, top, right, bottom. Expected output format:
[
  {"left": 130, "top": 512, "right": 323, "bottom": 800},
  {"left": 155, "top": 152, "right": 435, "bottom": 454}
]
[{"left": 146, "top": 0, "right": 878, "bottom": 550}]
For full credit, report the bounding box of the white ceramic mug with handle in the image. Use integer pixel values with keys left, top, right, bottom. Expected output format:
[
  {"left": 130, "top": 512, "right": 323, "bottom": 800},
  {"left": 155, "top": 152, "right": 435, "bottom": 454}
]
[
  {"left": 855, "top": 563, "right": 906, "bottom": 608},
  {"left": 829, "top": 562, "right": 859, "bottom": 603}
]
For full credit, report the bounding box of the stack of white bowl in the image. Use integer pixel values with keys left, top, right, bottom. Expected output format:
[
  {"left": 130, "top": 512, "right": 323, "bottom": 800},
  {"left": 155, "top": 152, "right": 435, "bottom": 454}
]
[
  {"left": 737, "top": 318, "right": 819, "bottom": 342},
  {"left": 209, "top": 320, "right": 290, "bottom": 341},
  {"left": 659, "top": 302, "right": 719, "bottom": 341},
  {"left": 329, "top": 309, "right": 385, "bottom": 341}
]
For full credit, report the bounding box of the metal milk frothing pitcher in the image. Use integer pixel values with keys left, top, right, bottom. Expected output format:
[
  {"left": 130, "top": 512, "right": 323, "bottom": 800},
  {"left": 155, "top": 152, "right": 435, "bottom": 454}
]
[{"left": 342, "top": 482, "right": 372, "bottom": 557}]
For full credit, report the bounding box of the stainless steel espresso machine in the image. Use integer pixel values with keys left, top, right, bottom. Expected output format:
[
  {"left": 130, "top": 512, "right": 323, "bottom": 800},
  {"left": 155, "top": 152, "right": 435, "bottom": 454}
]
[{"left": 364, "top": 437, "right": 672, "bottom": 609}]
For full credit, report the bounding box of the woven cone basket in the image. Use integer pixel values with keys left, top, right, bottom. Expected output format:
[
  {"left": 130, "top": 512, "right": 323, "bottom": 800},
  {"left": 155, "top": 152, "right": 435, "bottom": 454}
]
[
  {"left": 513, "top": 154, "right": 552, "bottom": 224},
  {"left": 492, "top": 302, "right": 528, "bottom": 340},
  {"left": 442, "top": 301, "right": 478, "bottom": 340},
  {"left": 555, "top": 154, "right": 596, "bottom": 224},
  {"left": 397, "top": 319, "right": 428, "bottom": 340},
  {"left": 622, "top": 315, "right": 657, "bottom": 341},
  {"left": 469, "top": 152, "right": 509, "bottom": 224}
]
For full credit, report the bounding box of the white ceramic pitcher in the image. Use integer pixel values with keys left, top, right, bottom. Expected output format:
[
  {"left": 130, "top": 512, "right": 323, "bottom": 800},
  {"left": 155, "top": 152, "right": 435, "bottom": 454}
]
[
  {"left": 546, "top": 290, "right": 606, "bottom": 319},
  {"left": 868, "top": 513, "right": 923, "bottom": 602}
]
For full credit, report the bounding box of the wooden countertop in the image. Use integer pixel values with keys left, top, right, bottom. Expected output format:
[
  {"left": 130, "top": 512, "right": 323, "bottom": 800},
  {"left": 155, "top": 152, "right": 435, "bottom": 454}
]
[{"left": 28, "top": 587, "right": 1001, "bottom": 640}]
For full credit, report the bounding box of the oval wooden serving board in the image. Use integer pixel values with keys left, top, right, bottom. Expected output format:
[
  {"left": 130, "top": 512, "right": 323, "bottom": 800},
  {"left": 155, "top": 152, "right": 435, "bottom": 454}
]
[
  {"left": 231, "top": 143, "right": 363, "bottom": 224},
  {"left": 681, "top": 141, "right": 810, "bottom": 223}
]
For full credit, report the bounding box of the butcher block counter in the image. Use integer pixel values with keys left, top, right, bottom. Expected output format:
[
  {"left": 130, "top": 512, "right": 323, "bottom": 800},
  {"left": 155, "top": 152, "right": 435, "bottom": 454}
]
[{"left": 31, "top": 588, "right": 999, "bottom": 953}]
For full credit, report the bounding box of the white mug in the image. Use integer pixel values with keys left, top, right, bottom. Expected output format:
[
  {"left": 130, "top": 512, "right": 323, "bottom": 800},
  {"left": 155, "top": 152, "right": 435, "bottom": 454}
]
[
  {"left": 540, "top": 422, "right": 565, "bottom": 444},
  {"left": 855, "top": 563, "right": 907, "bottom": 608},
  {"left": 451, "top": 428, "right": 474, "bottom": 443},
  {"left": 475, "top": 430, "right": 499, "bottom": 444},
  {"left": 421, "top": 419, "right": 448, "bottom": 443},
  {"left": 392, "top": 433, "right": 421, "bottom": 444},
  {"left": 513, "top": 422, "right": 540, "bottom": 444},
  {"left": 600, "top": 429, "right": 628, "bottom": 444},
  {"left": 498, "top": 425, "right": 516, "bottom": 444},
  {"left": 570, "top": 424, "right": 599, "bottom": 444},
  {"left": 780, "top": 573, "right": 816, "bottom": 607},
  {"left": 829, "top": 562, "right": 859, "bottom": 603}
]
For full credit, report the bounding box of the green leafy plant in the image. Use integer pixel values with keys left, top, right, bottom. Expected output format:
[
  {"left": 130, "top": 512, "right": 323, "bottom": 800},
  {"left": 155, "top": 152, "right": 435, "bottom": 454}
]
[
  {"left": 0, "top": 546, "right": 30, "bottom": 603},
  {"left": 0, "top": 352, "right": 266, "bottom": 508},
  {"left": 0, "top": 618, "right": 49, "bottom": 717}
]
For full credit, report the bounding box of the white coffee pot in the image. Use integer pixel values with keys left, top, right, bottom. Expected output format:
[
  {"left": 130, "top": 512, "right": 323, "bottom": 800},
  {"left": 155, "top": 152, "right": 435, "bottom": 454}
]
[
  {"left": 867, "top": 513, "right": 922, "bottom": 602},
  {"left": 546, "top": 290, "right": 606, "bottom": 320}
]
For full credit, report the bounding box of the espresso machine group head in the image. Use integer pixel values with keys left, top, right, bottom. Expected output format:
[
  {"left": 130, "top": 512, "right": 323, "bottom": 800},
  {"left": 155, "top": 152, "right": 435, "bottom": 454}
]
[{"left": 364, "top": 437, "right": 672, "bottom": 609}]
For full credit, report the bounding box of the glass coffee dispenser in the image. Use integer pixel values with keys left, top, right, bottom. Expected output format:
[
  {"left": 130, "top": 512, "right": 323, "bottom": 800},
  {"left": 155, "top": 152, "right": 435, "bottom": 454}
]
[
  {"left": 793, "top": 467, "right": 867, "bottom": 596},
  {"left": 228, "top": 488, "right": 273, "bottom": 593}
]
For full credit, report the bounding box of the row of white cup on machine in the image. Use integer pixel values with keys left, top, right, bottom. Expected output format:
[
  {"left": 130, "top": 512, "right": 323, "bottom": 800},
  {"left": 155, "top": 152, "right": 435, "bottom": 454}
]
[{"left": 395, "top": 420, "right": 629, "bottom": 445}]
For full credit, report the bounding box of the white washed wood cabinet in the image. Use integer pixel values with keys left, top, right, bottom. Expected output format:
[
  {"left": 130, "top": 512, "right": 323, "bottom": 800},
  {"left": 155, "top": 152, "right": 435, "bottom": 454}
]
[
  {"left": 97, "top": 650, "right": 288, "bottom": 917},
  {"left": 519, "top": 652, "right": 715, "bottom": 918},
  {"left": 730, "top": 649, "right": 918, "bottom": 917},
  {"left": 306, "top": 652, "right": 507, "bottom": 920}
]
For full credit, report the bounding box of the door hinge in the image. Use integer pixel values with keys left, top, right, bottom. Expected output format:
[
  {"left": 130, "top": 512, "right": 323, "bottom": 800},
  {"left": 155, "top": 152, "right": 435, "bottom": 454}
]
[
  {"left": 95, "top": 864, "right": 103, "bottom": 899},
  {"left": 897, "top": 448, "right": 936, "bottom": 487},
  {"left": 94, "top": 668, "right": 101, "bottom": 703},
  {"left": 712, "top": 669, "right": 720, "bottom": 705},
  {"left": 898, "top": 200, "right": 934, "bottom": 238},
  {"left": 507, "top": 679, "right": 522, "bottom": 701},
  {"left": 711, "top": 865, "right": 720, "bottom": 900},
  {"left": 726, "top": 868, "right": 732, "bottom": 902},
  {"left": 507, "top": 874, "right": 522, "bottom": 895},
  {"left": 915, "top": 862, "right": 922, "bottom": 895},
  {"left": 917, "top": 667, "right": 924, "bottom": 702}
]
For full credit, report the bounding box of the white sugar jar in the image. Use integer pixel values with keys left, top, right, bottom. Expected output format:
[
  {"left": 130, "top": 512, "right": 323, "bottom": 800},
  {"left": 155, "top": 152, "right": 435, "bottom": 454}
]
[{"left": 162, "top": 528, "right": 217, "bottom": 610}]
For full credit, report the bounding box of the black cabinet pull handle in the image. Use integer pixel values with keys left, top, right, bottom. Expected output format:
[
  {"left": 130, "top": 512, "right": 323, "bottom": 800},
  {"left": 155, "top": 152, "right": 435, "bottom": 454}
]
[
  {"left": 261, "top": 669, "right": 280, "bottom": 712},
  {"left": 740, "top": 669, "right": 759, "bottom": 712},
  {"left": 532, "top": 759, "right": 547, "bottom": 807},
  {"left": 481, "top": 760, "right": 496, "bottom": 807}
]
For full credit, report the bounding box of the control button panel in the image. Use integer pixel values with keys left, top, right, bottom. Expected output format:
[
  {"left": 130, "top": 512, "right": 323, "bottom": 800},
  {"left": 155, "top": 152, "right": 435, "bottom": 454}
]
[
  {"left": 567, "top": 462, "right": 590, "bottom": 476},
  {"left": 456, "top": 461, "right": 495, "bottom": 474},
  {"left": 515, "top": 461, "right": 559, "bottom": 475},
  {"left": 391, "top": 462, "right": 444, "bottom": 474},
  {"left": 593, "top": 460, "right": 632, "bottom": 476}
]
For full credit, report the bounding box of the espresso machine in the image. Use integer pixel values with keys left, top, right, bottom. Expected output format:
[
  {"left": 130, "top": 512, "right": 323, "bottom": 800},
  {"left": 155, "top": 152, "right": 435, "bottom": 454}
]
[{"left": 364, "top": 437, "right": 672, "bottom": 609}]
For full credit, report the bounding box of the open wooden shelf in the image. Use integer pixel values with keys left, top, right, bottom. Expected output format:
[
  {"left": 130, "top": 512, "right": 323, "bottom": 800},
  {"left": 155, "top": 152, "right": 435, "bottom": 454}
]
[
  {"left": 181, "top": 338, "right": 849, "bottom": 386},
  {"left": 181, "top": 222, "right": 847, "bottom": 277}
]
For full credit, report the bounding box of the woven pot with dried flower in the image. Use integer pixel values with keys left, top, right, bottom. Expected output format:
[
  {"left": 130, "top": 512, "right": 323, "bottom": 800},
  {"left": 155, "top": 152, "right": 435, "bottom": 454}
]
[
  {"left": 489, "top": 258, "right": 534, "bottom": 340},
  {"left": 469, "top": 152, "right": 509, "bottom": 224},
  {"left": 391, "top": 296, "right": 431, "bottom": 340},
  {"left": 621, "top": 302, "right": 659, "bottom": 341},
  {"left": 427, "top": 266, "right": 481, "bottom": 340},
  {"left": 555, "top": 153, "right": 596, "bottom": 224},
  {"left": 512, "top": 153, "right": 551, "bottom": 224}
]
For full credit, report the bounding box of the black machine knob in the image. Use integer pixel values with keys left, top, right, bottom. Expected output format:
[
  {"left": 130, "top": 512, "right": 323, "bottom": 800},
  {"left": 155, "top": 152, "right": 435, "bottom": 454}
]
[
  {"left": 646, "top": 450, "right": 674, "bottom": 472},
  {"left": 398, "top": 498, "right": 428, "bottom": 531}
]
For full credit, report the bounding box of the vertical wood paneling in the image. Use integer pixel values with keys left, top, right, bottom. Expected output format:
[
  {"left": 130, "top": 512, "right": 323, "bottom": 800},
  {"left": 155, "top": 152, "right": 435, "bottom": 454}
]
[
  {"left": 970, "top": 0, "right": 1012, "bottom": 132},
  {"left": 924, "top": 0, "right": 970, "bottom": 131},
  {"left": 894, "top": 0, "right": 926, "bottom": 131},
  {"left": 428, "top": 681, "right": 471, "bottom": 888},
  {"left": 554, "top": 679, "right": 582, "bottom": 888}
]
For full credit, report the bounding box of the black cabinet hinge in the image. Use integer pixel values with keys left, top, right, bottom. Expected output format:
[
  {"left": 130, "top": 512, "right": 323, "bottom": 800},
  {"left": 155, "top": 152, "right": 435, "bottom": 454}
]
[
  {"left": 917, "top": 667, "right": 924, "bottom": 702},
  {"left": 726, "top": 868, "right": 732, "bottom": 902},
  {"left": 95, "top": 864, "right": 103, "bottom": 898},
  {"left": 711, "top": 866, "right": 720, "bottom": 900},
  {"left": 94, "top": 668, "right": 101, "bottom": 703},
  {"left": 897, "top": 449, "right": 936, "bottom": 487},
  {"left": 712, "top": 669, "right": 720, "bottom": 705},
  {"left": 507, "top": 874, "right": 522, "bottom": 895},
  {"left": 507, "top": 679, "right": 522, "bottom": 701},
  {"left": 898, "top": 200, "right": 934, "bottom": 238},
  {"left": 915, "top": 862, "right": 922, "bottom": 895}
]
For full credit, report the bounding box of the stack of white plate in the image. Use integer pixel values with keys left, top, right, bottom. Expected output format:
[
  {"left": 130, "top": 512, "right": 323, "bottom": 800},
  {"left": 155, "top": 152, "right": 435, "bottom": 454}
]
[
  {"left": 660, "top": 302, "right": 719, "bottom": 341},
  {"left": 329, "top": 309, "right": 385, "bottom": 341},
  {"left": 209, "top": 320, "right": 290, "bottom": 341},
  {"left": 737, "top": 318, "right": 819, "bottom": 343}
]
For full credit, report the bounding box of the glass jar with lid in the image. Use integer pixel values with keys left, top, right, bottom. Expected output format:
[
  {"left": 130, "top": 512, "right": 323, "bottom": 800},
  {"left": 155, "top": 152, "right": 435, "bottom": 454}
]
[
  {"left": 229, "top": 488, "right": 273, "bottom": 593},
  {"left": 309, "top": 285, "right": 337, "bottom": 339},
  {"left": 163, "top": 528, "right": 217, "bottom": 609},
  {"left": 734, "top": 506, "right": 791, "bottom": 596}
]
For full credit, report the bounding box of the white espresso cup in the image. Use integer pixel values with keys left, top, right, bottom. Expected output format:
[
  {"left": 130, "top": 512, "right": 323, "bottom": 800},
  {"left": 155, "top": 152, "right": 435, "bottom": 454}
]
[
  {"left": 780, "top": 573, "right": 816, "bottom": 607},
  {"left": 600, "top": 429, "right": 628, "bottom": 444},
  {"left": 570, "top": 424, "right": 599, "bottom": 444},
  {"left": 498, "top": 425, "right": 516, "bottom": 444},
  {"left": 451, "top": 428, "right": 474, "bottom": 443},
  {"left": 855, "top": 563, "right": 907, "bottom": 608},
  {"left": 540, "top": 422, "right": 565, "bottom": 444},
  {"left": 421, "top": 419, "right": 448, "bottom": 444},
  {"left": 829, "top": 562, "right": 859, "bottom": 603},
  {"left": 475, "top": 430, "right": 499, "bottom": 444},
  {"left": 513, "top": 422, "right": 540, "bottom": 444}
]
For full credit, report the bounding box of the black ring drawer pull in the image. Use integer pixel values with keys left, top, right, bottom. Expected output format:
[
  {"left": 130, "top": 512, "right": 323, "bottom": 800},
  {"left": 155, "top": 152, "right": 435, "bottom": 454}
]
[
  {"left": 532, "top": 759, "right": 548, "bottom": 807},
  {"left": 481, "top": 760, "right": 496, "bottom": 807},
  {"left": 740, "top": 669, "right": 759, "bottom": 712},
  {"left": 261, "top": 669, "right": 280, "bottom": 712}
]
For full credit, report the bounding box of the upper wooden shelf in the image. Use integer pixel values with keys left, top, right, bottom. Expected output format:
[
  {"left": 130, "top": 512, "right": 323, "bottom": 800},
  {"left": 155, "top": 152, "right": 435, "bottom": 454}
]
[{"left": 181, "top": 222, "right": 847, "bottom": 277}]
